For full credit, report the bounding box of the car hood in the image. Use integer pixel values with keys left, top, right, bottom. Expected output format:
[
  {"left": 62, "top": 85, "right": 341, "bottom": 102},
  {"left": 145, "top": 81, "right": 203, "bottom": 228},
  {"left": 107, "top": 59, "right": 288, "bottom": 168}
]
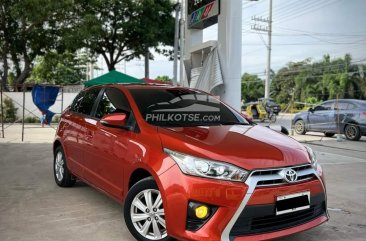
[
  {"left": 294, "top": 111, "right": 308, "bottom": 119},
  {"left": 158, "top": 125, "right": 310, "bottom": 170}
]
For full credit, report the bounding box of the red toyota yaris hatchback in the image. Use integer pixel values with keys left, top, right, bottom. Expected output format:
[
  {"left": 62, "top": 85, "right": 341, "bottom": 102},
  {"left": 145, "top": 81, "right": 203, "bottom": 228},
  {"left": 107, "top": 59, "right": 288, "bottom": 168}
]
[{"left": 53, "top": 84, "right": 328, "bottom": 241}]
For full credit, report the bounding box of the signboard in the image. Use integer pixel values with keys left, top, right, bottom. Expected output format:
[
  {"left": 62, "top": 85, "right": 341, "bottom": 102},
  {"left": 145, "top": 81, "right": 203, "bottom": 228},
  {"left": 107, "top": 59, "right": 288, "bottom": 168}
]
[{"left": 187, "top": 0, "right": 220, "bottom": 29}]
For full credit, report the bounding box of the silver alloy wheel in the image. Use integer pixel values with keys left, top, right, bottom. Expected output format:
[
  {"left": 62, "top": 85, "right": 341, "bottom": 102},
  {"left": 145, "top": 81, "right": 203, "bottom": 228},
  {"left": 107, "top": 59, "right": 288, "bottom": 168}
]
[
  {"left": 55, "top": 151, "right": 64, "bottom": 182},
  {"left": 130, "top": 189, "right": 167, "bottom": 240},
  {"left": 295, "top": 120, "right": 305, "bottom": 134},
  {"left": 345, "top": 125, "right": 358, "bottom": 139}
]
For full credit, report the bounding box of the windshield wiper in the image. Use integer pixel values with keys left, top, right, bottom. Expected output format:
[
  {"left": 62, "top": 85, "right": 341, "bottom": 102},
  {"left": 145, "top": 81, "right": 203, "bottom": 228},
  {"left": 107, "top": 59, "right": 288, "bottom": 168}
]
[{"left": 218, "top": 121, "right": 249, "bottom": 125}]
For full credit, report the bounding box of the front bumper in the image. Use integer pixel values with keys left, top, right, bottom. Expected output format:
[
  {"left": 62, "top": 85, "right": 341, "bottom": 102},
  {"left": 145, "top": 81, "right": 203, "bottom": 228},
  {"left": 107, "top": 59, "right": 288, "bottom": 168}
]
[{"left": 157, "top": 164, "right": 328, "bottom": 241}]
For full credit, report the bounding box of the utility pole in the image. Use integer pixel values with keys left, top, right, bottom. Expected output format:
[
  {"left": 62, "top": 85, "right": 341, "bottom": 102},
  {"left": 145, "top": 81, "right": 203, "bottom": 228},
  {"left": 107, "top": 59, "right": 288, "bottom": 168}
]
[
  {"left": 1, "top": 82, "right": 4, "bottom": 138},
  {"left": 179, "top": 0, "right": 185, "bottom": 86},
  {"left": 173, "top": 2, "right": 181, "bottom": 86},
  {"left": 266, "top": 0, "right": 272, "bottom": 99},
  {"left": 251, "top": 0, "right": 272, "bottom": 99},
  {"left": 144, "top": 51, "right": 149, "bottom": 79}
]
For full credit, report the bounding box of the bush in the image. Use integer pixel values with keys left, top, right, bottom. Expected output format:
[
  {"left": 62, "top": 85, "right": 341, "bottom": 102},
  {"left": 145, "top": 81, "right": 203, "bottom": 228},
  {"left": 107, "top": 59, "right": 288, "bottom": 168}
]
[
  {"left": 52, "top": 115, "right": 60, "bottom": 123},
  {"left": 0, "top": 97, "right": 18, "bottom": 123},
  {"left": 24, "top": 116, "right": 39, "bottom": 123},
  {"left": 305, "top": 97, "right": 319, "bottom": 105}
]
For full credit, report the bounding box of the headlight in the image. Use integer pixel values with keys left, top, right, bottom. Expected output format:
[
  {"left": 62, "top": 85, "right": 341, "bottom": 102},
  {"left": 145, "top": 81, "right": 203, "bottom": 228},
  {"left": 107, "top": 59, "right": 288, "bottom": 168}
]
[
  {"left": 304, "top": 145, "right": 318, "bottom": 168},
  {"left": 164, "top": 148, "right": 249, "bottom": 182}
]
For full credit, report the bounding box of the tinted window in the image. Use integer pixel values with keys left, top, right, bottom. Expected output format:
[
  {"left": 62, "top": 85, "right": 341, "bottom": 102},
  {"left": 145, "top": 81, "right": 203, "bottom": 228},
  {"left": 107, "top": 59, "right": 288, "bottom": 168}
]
[
  {"left": 347, "top": 103, "right": 357, "bottom": 110},
  {"left": 334, "top": 102, "right": 348, "bottom": 110},
  {"left": 129, "top": 88, "right": 248, "bottom": 127},
  {"left": 95, "top": 88, "right": 131, "bottom": 119},
  {"left": 70, "top": 91, "right": 85, "bottom": 112},
  {"left": 333, "top": 102, "right": 357, "bottom": 110},
  {"left": 315, "top": 102, "right": 333, "bottom": 111},
  {"left": 72, "top": 88, "right": 100, "bottom": 115}
]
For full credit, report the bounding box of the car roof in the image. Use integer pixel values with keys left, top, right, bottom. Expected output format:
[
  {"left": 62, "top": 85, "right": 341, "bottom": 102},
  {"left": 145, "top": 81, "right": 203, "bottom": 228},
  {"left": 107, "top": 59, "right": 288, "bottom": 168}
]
[
  {"left": 323, "top": 99, "right": 366, "bottom": 107},
  {"left": 90, "top": 84, "right": 212, "bottom": 94},
  {"left": 324, "top": 99, "right": 366, "bottom": 104},
  {"left": 85, "top": 83, "right": 181, "bottom": 91},
  {"left": 122, "top": 84, "right": 181, "bottom": 90}
]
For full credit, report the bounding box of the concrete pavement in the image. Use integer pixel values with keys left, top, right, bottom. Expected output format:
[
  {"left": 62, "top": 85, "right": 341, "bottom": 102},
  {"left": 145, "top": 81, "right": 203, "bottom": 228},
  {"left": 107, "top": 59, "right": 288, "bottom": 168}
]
[{"left": 0, "top": 123, "right": 366, "bottom": 241}]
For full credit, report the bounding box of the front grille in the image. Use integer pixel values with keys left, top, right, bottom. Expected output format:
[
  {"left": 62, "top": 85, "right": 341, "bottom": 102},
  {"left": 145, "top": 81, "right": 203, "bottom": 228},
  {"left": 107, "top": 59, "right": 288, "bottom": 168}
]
[
  {"left": 252, "top": 164, "right": 316, "bottom": 187},
  {"left": 229, "top": 194, "right": 326, "bottom": 237},
  {"left": 257, "top": 179, "right": 284, "bottom": 186},
  {"left": 251, "top": 169, "right": 279, "bottom": 176}
]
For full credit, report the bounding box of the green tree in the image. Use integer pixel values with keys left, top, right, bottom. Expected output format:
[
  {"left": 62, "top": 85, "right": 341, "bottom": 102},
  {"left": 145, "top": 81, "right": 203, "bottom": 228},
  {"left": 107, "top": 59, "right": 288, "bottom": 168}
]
[
  {"left": 271, "top": 63, "right": 300, "bottom": 104},
  {"left": 155, "top": 75, "right": 172, "bottom": 82},
  {"left": 0, "top": 0, "right": 74, "bottom": 87},
  {"left": 270, "top": 54, "right": 366, "bottom": 105},
  {"left": 241, "top": 73, "right": 264, "bottom": 103},
  {"left": 1, "top": 97, "right": 18, "bottom": 122},
  {"left": 66, "top": 0, "right": 175, "bottom": 71},
  {"left": 28, "top": 51, "right": 93, "bottom": 85}
]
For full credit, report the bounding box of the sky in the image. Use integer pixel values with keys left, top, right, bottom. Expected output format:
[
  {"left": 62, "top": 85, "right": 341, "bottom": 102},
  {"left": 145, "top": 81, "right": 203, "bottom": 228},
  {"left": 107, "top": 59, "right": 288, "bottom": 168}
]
[{"left": 94, "top": 0, "right": 366, "bottom": 80}]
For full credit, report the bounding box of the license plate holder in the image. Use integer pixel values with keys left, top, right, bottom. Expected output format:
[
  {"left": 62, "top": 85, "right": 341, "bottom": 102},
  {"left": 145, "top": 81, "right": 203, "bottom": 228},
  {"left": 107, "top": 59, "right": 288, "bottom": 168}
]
[{"left": 276, "top": 191, "right": 310, "bottom": 215}]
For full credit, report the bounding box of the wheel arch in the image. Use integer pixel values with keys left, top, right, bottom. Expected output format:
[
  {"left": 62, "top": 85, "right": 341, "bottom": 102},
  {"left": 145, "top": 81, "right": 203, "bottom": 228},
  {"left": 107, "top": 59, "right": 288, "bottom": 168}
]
[
  {"left": 294, "top": 117, "right": 306, "bottom": 127},
  {"left": 128, "top": 168, "right": 153, "bottom": 190},
  {"left": 343, "top": 120, "right": 359, "bottom": 131},
  {"left": 343, "top": 121, "right": 362, "bottom": 141},
  {"left": 53, "top": 140, "right": 62, "bottom": 154}
]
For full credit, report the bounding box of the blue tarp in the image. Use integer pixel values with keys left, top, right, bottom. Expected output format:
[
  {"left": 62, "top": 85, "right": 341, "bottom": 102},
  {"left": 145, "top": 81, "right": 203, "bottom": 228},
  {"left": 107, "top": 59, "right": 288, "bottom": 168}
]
[{"left": 31, "top": 85, "right": 60, "bottom": 124}]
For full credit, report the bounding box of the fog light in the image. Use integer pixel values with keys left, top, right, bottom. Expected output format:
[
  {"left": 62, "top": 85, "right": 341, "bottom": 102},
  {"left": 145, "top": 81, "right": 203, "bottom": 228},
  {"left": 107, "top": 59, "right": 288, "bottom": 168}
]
[
  {"left": 187, "top": 201, "right": 217, "bottom": 231},
  {"left": 195, "top": 205, "right": 209, "bottom": 219}
]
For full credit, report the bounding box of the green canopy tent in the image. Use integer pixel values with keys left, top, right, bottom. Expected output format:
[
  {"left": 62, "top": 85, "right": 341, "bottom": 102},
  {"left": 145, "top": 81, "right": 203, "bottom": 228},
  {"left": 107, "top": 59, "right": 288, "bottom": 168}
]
[{"left": 84, "top": 70, "right": 144, "bottom": 87}]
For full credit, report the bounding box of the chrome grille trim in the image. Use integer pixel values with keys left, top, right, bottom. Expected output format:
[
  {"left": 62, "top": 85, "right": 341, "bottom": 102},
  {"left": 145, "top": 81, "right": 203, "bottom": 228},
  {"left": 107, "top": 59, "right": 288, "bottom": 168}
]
[
  {"left": 220, "top": 163, "right": 328, "bottom": 241},
  {"left": 250, "top": 164, "right": 316, "bottom": 187}
]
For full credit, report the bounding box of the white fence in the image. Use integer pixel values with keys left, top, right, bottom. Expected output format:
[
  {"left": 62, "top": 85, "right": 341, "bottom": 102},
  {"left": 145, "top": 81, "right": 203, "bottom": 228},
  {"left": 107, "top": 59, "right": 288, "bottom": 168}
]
[{"left": 2, "top": 92, "right": 78, "bottom": 119}]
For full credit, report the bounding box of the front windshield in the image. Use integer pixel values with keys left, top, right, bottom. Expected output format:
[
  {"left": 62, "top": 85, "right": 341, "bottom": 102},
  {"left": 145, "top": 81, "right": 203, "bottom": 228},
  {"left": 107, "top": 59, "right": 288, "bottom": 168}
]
[{"left": 129, "top": 88, "right": 249, "bottom": 127}]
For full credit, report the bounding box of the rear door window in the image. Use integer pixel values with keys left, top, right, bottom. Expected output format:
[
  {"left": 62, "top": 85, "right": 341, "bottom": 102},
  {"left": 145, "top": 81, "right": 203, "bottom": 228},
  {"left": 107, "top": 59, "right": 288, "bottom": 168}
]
[
  {"left": 334, "top": 102, "right": 348, "bottom": 110},
  {"left": 347, "top": 103, "right": 357, "bottom": 110},
  {"left": 70, "top": 92, "right": 85, "bottom": 113},
  {"left": 71, "top": 88, "right": 101, "bottom": 116}
]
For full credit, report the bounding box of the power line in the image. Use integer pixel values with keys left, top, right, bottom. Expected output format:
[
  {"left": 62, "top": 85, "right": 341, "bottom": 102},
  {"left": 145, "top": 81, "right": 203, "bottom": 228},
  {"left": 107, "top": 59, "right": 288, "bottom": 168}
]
[
  {"left": 273, "top": 0, "right": 331, "bottom": 21},
  {"left": 276, "top": 26, "right": 366, "bottom": 37},
  {"left": 243, "top": 31, "right": 366, "bottom": 39},
  {"left": 275, "top": 0, "right": 341, "bottom": 24},
  {"left": 260, "top": 0, "right": 304, "bottom": 18},
  {"left": 242, "top": 51, "right": 366, "bottom": 74},
  {"left": 245, "top": 59, "right": 366, "bottom": 76},
  {"left": 241, "top": 40, "right": 366, "bottom": 46},
  {"left": 243, "top": 47, "right": 264, "bottom": 54},
  {"left": 242, "top": 0, "right": 264, "bottom": 10}
]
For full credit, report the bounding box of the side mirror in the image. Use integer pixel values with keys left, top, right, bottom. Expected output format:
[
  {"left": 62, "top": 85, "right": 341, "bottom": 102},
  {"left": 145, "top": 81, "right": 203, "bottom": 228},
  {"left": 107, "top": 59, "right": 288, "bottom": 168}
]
[
  {"left": 308, "top": 107, "right": 314, "bottom": 112},
  {"left": 241, "top": 111, "right": 253, "bottom": 122},
  {"left": 266, "top": 125, "right": 289, "bottom": 135},
  {"left": 100, "top": 113, "right": 128, "bottom": 129}
]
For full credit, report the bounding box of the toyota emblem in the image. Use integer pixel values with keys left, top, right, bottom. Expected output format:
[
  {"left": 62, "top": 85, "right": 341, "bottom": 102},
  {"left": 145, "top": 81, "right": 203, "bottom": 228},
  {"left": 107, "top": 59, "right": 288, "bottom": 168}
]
[{"left": 282, "top": 168, "right": 298, "bottom": 183}]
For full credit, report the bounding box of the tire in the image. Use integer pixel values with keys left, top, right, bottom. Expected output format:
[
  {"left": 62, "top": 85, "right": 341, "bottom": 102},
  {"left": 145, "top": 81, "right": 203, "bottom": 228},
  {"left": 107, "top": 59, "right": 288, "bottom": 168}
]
[
  {"left": 252, "top": 108, "right": 258, "bottom": 118},
  {"left": 54, "top": 146, "right": 76, "bottom": 187},
  {"left": 269, "top": 114, "right": 276, "bottom": 123},
  {"left": 294, "top": 119, "right": 306, "bottom": 135},
  {"left": 344, "top": 124, "right": 361, "bottom": 141},
  {"left": 124, "top": 177, "right": 174, "bottom": 241},
  {"left": 324, "top": 133, "right": 335, "bottom": 137}
]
